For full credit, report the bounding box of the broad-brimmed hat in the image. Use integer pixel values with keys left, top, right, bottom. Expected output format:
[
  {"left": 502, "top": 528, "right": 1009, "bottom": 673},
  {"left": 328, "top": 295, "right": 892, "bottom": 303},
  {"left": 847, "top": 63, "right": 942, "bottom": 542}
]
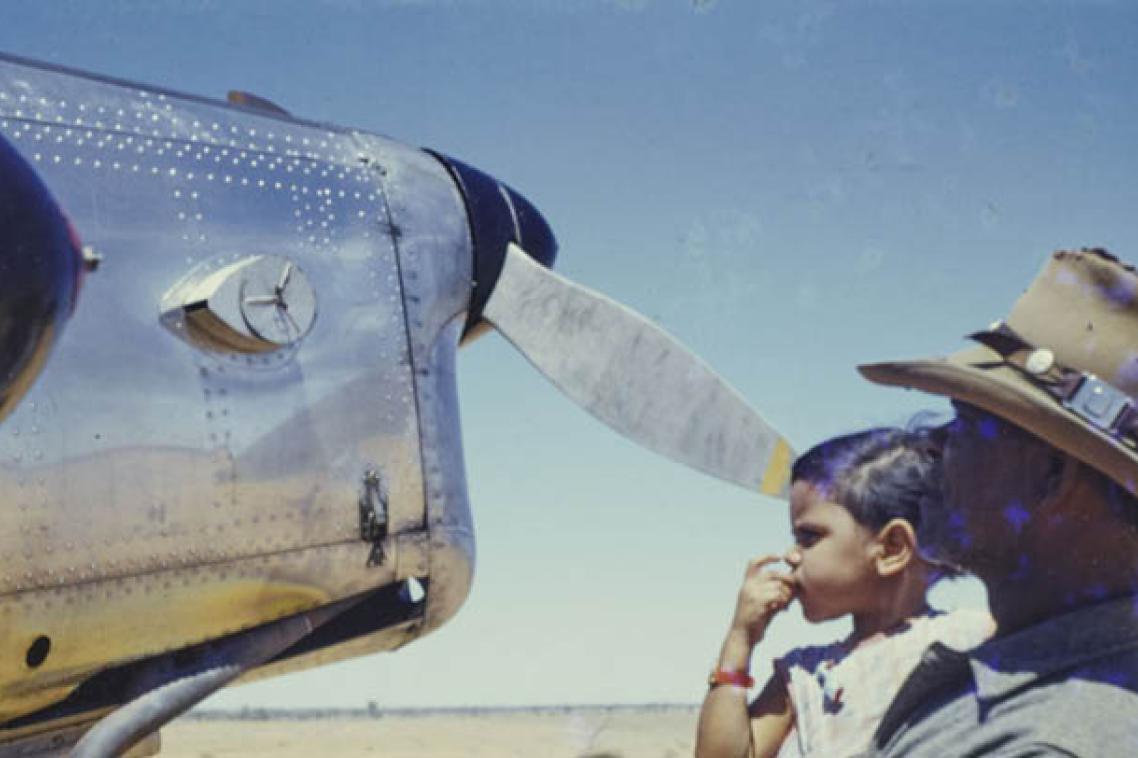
[{"left": 859, "top": 248, "right": 1138, "bottom": 493}]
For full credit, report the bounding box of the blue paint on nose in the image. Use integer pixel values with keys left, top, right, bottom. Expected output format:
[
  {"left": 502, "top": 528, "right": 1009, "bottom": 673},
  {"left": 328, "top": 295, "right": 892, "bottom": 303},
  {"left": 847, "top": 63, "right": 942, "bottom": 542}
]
[{"left": 979, "top": 417, "right": 1000, "bottom": 440}]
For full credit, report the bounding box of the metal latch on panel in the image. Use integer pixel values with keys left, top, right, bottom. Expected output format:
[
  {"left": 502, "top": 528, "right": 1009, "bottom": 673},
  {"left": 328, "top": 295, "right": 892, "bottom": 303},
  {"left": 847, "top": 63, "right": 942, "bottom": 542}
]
[
  {"left": 160, "top": 255, "right": 317, "bottom": 354},
  {"left": 359, "top": 469, "right": 388, "bottom": 567}
]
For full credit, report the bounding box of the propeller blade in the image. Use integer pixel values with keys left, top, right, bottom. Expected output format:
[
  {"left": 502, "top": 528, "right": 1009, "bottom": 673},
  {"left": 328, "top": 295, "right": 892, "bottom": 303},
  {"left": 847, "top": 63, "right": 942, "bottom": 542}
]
[{"left": 482, "top": 243, "right": 795, "bottom": 497}]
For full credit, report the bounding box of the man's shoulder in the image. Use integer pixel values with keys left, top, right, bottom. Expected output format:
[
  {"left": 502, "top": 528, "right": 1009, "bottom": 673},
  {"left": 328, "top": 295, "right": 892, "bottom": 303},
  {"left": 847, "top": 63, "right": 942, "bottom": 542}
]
[
  {"left": 1010, "top": 662, "right": 1138, "bottom": 745},
  {"left": 872, "top": 605, "right": 1138, "bottom": 757},
  {"left": 874, "top": 672, "right": 1138, "bottom": 756},
  {"left": 926, "top": 607, "right": 994, "bottom": 650},
  {"left": 1012, "top": 649, "right": 1138, "bottom": 755}
]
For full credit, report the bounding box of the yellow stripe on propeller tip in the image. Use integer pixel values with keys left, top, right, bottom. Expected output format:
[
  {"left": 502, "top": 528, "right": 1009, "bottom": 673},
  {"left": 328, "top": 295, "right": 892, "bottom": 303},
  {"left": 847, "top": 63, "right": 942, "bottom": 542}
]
[{"left": 758, "top": 437, "right": 794, "bottom": 497}]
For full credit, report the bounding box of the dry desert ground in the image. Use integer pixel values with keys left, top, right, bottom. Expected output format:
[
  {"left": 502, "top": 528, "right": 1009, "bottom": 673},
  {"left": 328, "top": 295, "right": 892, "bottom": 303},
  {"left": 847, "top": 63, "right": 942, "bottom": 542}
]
[{"left": 160, "top": 706, "right": 699, "bottom": 758}]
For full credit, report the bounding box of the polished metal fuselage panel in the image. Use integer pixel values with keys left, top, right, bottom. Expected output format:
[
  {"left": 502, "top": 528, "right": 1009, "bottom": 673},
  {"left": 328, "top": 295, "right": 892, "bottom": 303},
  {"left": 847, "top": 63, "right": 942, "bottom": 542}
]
[{"left": 0, "top": 54, "right": 475, "bottom": 722}]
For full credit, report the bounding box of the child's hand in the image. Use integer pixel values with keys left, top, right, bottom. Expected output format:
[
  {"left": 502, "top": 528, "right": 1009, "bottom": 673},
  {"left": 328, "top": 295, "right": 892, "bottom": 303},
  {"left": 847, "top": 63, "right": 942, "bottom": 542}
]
[{"left": 729, "top": 555, "right": 797, "bottom": 646}]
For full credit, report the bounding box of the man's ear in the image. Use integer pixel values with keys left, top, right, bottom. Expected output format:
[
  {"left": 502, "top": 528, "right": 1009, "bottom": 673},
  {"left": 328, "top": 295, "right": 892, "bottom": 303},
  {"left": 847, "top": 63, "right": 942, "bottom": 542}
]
[
  {"left": 1036, "top": 447, "right": 1079, "bottom": 511},
  {"left": 874, "top": 518, "right": 918, "bottom": 577}
]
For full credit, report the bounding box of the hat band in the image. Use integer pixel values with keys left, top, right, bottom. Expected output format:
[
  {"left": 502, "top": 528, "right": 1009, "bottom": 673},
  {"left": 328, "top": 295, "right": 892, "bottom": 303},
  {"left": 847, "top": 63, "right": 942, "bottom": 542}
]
[{"left": 970, "top": 323, "right": 1138, "bottom": 450}]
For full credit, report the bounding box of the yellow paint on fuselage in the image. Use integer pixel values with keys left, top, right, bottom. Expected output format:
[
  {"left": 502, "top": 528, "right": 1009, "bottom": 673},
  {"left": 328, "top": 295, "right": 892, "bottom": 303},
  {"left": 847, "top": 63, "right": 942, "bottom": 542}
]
[{"left": 0, "top": 573, "right": 329, "bottom": 721}]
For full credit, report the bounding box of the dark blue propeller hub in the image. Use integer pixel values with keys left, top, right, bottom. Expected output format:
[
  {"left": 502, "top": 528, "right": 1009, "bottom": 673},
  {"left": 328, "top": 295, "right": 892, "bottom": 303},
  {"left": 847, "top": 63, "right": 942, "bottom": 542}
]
[
  {"left": 427, "top": 152, "right": 558, "bottom": 337},
  {"left": 0, "top": 134, "right": 83, "bottom": 422}
]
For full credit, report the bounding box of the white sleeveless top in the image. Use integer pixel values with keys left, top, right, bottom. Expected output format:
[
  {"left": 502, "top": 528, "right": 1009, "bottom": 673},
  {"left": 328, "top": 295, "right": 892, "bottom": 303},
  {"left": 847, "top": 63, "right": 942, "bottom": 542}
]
[{"left": 774, "top": 608, "right": 993, "bottom": 758}]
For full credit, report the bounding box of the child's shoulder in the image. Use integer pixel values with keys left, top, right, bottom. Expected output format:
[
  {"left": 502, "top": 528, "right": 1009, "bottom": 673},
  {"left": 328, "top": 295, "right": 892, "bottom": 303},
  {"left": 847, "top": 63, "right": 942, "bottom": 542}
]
[
  {"left": 923, "top": 606, "right": 995, "bottom": 650},
  {"left": 778, "top": 609, "right": 992, "bottom": 674},
  {"left": 776, "top": 638, "right": 850, "bottom": 675}
]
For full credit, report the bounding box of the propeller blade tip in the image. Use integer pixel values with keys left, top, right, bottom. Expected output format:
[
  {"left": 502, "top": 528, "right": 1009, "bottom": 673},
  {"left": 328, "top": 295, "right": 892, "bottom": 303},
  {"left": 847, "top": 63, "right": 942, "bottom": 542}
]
[{"left": 758, "top": 437, "right": 794, "bottom": 497}]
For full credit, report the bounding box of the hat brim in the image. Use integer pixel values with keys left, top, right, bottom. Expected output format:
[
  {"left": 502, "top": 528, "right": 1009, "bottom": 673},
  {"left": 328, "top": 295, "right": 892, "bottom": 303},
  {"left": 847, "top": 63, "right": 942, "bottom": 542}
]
[{"left": 859, "top": 344, "right": 1138, "bottom": 492}]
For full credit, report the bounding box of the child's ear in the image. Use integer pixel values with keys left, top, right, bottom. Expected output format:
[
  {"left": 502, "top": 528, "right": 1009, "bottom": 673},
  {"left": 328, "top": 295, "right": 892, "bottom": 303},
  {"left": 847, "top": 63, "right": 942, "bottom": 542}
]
[{"left": 873, "top": 518, "right": 918, "bottom": 577}]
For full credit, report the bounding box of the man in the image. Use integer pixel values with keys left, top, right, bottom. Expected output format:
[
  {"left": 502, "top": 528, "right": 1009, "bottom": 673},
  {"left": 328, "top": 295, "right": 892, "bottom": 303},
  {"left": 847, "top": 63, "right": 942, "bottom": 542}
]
[{"left": 857, "top": 248, "right": 1138, "bottom": 756}]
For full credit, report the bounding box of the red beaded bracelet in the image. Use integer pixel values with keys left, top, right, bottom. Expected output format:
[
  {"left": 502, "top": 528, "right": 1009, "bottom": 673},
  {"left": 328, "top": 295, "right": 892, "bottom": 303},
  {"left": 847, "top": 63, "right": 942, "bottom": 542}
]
[{"left": 708, "top": 668, "right": 755, "bottom": 688}]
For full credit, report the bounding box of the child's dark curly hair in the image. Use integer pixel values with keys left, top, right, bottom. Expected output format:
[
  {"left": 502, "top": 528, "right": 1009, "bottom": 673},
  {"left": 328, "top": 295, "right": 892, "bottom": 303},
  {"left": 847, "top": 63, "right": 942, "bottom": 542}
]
[{"left": 790, "top": 423, "right": 958, "bottom": 576}]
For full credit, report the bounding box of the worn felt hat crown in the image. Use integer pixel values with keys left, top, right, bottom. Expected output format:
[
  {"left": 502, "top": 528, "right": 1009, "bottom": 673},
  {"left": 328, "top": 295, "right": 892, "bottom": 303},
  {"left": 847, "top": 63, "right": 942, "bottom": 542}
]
[{"left": 860, "top": 248, "right": 1138, "bottom": 493}]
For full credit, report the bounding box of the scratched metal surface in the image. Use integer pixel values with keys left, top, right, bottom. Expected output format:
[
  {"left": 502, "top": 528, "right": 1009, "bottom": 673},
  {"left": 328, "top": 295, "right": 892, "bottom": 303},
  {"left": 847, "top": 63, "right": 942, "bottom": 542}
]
[{"left": 0, "top": 54, "right": 476, "bottom": 716}]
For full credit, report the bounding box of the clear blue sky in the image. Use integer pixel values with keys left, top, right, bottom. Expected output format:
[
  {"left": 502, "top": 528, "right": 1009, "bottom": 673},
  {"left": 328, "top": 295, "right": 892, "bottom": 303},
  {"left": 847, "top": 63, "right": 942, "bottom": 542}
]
[{"left": 3, "top": 0, "right": 1137, "bottom": 709}]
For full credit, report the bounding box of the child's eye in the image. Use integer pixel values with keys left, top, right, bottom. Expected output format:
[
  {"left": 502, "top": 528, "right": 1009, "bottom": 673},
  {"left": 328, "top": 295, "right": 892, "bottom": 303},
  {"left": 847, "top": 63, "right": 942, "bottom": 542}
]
[{"left": 796, "top": 530, "right": 821, "bottom": 547}]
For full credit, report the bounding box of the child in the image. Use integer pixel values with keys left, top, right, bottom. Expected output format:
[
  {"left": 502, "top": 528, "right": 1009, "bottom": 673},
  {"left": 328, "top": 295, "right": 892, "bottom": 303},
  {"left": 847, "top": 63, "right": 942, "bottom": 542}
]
[{"left": 695, "top": 427, "right": 992, "bottom": 758}]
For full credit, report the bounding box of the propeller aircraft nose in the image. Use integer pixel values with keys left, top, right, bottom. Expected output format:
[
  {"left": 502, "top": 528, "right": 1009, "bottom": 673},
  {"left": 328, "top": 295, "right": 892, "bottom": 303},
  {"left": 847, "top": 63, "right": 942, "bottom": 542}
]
[{"left": 0, "top": 51, "right": 797, "bottom": 753}]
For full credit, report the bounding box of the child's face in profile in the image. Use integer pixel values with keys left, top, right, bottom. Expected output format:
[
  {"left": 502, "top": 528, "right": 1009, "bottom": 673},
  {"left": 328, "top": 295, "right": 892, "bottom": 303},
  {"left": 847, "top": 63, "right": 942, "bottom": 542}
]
[{"left": 785, "top": 480, "right": 881, "bottom": 623}]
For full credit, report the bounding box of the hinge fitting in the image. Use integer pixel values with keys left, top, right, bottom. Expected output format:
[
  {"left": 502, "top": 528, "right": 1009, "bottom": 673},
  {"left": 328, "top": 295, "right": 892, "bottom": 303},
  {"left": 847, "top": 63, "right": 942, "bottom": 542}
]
[{"left": 359, "top": 469, "right": 388, "bottom": 567}]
